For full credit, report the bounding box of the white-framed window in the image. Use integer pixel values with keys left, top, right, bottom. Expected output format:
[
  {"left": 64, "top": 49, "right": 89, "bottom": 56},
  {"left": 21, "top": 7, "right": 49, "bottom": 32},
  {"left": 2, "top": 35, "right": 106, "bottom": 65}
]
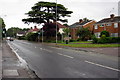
[
  {"left": 111, "top": 33, "right": 118, "bottom": 37},
  {"left": 94, "top": 25, "right": 98, "bottom": 29},
  {"left": 114, "top": 23, "right": 118, "bottom": 28},
  {"left": 106, "top": 23, "right": 112, "bottom": 26},
  {"left": 95, "top": 32, "right": 100, "bottom": 38},
  {"left": 100, "top": 24, "right": 105, "bottom": 27}
]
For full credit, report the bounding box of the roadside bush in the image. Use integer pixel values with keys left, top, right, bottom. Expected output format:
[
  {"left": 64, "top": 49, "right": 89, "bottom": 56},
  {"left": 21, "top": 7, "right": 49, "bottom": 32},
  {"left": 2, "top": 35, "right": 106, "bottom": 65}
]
[
  {"left": 92, "top": 35, "right": 120, "bottom": 44},
  {"left": 18, "top": 36, "right": 26, "bottom": 40},
  {"left": 92, "top": 35, "right": 98, "bottom": 43},
  {"left": 69, "top": 39, "right": 76, "bottom": 42},
  {"left": 77, "top": 38, "right": 81, "bottom": 41},
  {"left": 97, "top": 35, "right": 108, "bottom": 44},
  {"left": 25, "top": 32, "right": 38, "bottom": 41},
  {"left": 106, "top": 37, "right": 120, "bottom": 43}
]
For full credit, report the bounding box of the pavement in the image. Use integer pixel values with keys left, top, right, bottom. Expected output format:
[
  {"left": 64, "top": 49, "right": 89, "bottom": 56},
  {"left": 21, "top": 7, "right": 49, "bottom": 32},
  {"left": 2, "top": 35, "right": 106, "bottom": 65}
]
[
  {"left": 43, "top": 43, "right": 119, "bottom": 57},
  {"left": 1, "top": 40, "right": 40, "bottom": 79},
  {"left": 0, "top": 40, "right": 2, "bottom": 80}
]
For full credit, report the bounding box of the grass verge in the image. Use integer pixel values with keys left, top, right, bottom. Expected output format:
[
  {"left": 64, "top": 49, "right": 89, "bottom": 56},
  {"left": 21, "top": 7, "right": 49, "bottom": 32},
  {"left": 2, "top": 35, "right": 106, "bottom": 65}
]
[{"left": 57, "top": 43, "right": 120, "bottom": 48}]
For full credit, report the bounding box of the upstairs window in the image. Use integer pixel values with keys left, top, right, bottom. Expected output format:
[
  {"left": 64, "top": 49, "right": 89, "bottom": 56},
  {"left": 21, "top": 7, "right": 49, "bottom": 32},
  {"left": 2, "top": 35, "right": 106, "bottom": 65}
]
[
  {"left": 94, "top": 25, "right": 98, "bottom": 29},
  {"left": 114, "top": 23, "right": 118, "bottom": 28},
  {"left": 106, "top": 23, "right": 112, "bottom": 26},
  {"left": 100, "top": 24, "right": 105, "bottom": 27}
]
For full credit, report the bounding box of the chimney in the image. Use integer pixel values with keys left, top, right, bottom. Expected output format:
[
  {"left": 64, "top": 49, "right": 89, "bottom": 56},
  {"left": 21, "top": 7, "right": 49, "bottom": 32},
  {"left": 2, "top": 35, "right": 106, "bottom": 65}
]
[
  {"left": 30, "top": 27, "right": 33, "bottom": 29},
  {"left": 79, "top": 19, "right": 83, "bottom": 23},
  {"left": 110, "top": 14, "right": 115, "bottom": 19},
  {"left": 34, "top": 26, "right": 37, "bottom": 29}
]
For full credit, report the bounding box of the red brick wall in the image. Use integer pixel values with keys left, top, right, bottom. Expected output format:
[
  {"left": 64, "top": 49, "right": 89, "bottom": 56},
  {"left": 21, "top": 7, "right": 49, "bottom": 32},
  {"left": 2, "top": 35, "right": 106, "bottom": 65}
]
[
  {"left": 70, "top": 21, "right": 96, "bottom": 40},
  {"left": 70, "top": 28, "right": 78, "bottom": 40},
  {"left": 94, "top": 23, "right": 119, "bottom": 34},
  {"left": 83, "top": 21, "right": 96, "bottom": 31}
]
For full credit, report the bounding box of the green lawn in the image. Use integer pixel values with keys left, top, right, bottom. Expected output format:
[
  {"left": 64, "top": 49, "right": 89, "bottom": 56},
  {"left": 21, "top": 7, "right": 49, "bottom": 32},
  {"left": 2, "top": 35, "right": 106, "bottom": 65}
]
[
  {"left": 57, "top": 43, "right": 120, "bottom": 48},
  {"left": 69, "top": 41, "right": 92, "bottom": 44}
]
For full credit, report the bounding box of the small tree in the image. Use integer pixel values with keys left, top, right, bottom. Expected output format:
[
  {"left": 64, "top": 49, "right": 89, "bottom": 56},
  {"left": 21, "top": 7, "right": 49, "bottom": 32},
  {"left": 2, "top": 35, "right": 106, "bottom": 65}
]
[
  {"left": 100, "top": 31, "right": 110, "bottom": 37},
  {"left": 63, "top": 28, "right": 70, "bottom": 37},
  {"left": 76, "top": 27, "right": 92, "bottom": 41}
]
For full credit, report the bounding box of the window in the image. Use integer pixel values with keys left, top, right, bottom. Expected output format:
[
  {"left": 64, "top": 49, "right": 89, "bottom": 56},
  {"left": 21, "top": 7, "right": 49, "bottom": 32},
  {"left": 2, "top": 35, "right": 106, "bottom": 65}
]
[
  {"left": 100, "top": 24, "right": 105, "bottom": 27},
  {"left": 94, "top": 25, "right": 98, "bottom": 29},
  {"left": 111, "top": 33, "right": 118, "bottom": 37},
  {"left": 114, "top": 23, "right": 118, "bottom": 28},
  {"left": 106, "top": 23, "right": 112, "bottom": 26},
  {"left": 95, "top": 33, "right": 100, "bottom": 38}
]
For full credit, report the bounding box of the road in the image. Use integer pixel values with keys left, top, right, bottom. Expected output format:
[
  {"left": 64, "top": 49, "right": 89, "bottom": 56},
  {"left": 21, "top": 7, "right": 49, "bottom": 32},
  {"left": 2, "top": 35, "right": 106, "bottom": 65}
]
[{"left": 7, "top": 40, "right": 119, "bottom": 78}]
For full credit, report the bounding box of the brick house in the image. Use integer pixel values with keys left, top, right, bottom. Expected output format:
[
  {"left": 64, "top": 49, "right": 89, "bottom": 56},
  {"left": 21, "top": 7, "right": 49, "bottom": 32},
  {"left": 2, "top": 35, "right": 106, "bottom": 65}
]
[
  {"left": 27, "top": 26, "right": 40, "bottom": 33},
  {"left": 69, "top": 19, "right": 96, "bottom": 40},
  {"left": 53, "top": 21, "right": 67, "bottom": 34},
  {"left": 94, "top": 14, "right": 120, "bottom": 38}
]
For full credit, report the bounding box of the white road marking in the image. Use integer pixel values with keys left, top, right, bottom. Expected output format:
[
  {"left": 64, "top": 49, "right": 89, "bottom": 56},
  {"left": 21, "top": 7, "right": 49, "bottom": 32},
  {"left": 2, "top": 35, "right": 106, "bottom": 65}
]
[
  {"left": 57, "top": 53, "right": 74, "bottom": 59},
  {"left": 40, "top": 48, "right": 42, "bottom": 50},
  {"left": 85, "top": 60, "right": 120, "bottom": 72},
  {"left": 51, "top": 47, "right": 62, "bottom": 49},
  {"left": 44, "top": 49, "right": 52, "bottom": 53},
  {"left": 35, "top": 46, "right": 37, "bottom": 48}
]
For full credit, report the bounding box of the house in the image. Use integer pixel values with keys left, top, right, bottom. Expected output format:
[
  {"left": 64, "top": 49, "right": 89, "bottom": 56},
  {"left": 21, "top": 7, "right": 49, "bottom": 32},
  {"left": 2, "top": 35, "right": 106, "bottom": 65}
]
[
  {"left": 32, "top": 26, "right": 40, "bottom": 33},
  {"left": 16, "top": 31, "right": 26, "bottom": 37},
  {"left": 94, "top": 14, "right": 120, "bottom": 38},
  {"left": 27, "top": 26, "right": 40, "bottom": 34},
  {"left": 69, "top": 19, "right": 96, "bottom": 40},
  {"left": 53, "top": 21, "right": 67, "bottom": 34}
]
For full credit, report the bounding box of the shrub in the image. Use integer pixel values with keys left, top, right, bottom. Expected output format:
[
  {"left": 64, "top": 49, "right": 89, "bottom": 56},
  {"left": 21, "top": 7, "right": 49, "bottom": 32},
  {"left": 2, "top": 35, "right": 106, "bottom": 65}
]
[
  {"left": 92, "top": 35, "right": 98, "bottom": 43},
  {"left": 25, "top": 32, "right": 38, "bottom": 41},
  {"left": 100, "top": 31, "right": 110, "bottom": 37},
  {"left": 77, "top": 38, "right": 81, "bottom": 41},
  {"left": 92, "top": 35, "right": 120, "bottom": 44},
  {"left": 18, "top": 36, "right": 26, "bottom": 40},
  {"left": 69, "top": 39, "right": 76, "bottom": 42}
]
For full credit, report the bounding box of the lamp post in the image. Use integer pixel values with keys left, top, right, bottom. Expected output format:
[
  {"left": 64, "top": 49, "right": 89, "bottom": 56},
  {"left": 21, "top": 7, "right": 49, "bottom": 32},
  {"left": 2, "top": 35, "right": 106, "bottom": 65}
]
[
  {"left": 42, "top": 27, "right": 44, "bottom": 43},
  {"left": 55, "top": 0, "right": 57, "bottom": 44},
  {"left": 38, "top": 31, "right": 40, "bottom": 42}
]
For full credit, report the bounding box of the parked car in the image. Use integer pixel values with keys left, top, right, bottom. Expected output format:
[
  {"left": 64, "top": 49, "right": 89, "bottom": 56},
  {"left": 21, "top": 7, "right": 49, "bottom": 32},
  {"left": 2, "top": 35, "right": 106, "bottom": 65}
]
[
  {"left": 9, "top": 37, "right": 14, "bottom": 41},
  {"left": 7, "top": 37, "right": 10, "bottom": 40},
  {"left": 7, "top": 37, "right": 14, "bottom": 41}
]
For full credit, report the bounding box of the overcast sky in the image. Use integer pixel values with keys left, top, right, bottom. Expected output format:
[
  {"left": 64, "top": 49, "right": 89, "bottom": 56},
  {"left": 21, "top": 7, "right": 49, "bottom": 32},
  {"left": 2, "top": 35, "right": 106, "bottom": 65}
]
[{"left": 0, "top": 0, "right": 119, "bottom": 29}]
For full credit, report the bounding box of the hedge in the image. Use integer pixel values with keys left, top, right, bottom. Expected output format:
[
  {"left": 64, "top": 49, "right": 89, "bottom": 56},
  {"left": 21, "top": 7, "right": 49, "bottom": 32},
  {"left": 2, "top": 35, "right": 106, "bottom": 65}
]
[{"left": 92, "top": 36, "right": 120, "bottom": 44}]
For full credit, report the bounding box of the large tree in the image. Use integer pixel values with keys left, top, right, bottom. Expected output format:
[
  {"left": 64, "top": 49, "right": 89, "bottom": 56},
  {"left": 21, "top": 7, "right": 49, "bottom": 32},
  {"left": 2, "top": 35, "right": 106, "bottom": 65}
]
[
  {"left": 76, "top": 27, "right": 92, "bottom": 41},
  {"left": 22, "top": 1, "right": 73, "bottom": 24},
  {"left": 6, "top": 27, "right": 22, "bottom": 37}
]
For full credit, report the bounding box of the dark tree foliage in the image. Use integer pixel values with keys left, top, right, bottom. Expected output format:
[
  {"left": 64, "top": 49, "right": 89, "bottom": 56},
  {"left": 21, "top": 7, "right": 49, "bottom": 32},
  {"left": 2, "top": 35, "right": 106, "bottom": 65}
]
[
  {"left": 22, "top": 1, "right": 73, "bottom": 24},
  {"left": 1, "top": 18, "right": 5, "bottom": 28},
  {"left": 43, "top": 22, "right": 59, "bottom": 38},
  {"left": 6, "top": 27, "right": 29, "bottom": 37}
]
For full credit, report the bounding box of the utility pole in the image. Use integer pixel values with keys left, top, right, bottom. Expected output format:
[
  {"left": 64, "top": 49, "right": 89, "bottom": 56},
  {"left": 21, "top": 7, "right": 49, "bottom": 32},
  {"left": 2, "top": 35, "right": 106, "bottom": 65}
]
[
  {"left": 118, "top": 1, "right": 120, "bottom": 16},
  {"left": 42, "top": 28, "right": 43, "bottom": 43},
  {"left": 55, "top": 0, "right": 58, "bottom": 44}
]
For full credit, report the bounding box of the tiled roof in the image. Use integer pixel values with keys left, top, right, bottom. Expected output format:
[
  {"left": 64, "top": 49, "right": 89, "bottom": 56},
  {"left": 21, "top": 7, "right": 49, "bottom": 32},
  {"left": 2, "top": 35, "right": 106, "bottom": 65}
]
[
  {"left": 32, "top": 28, "right": 39, "bottom": 31},
  {"left": 69, "top": 20, "right": 92, "bottom": 28},
  {"left": 53, "top": 22, "right": 67, "bottom": 28},
  {"left": 96, "top": 16, "right": 120, "bottom": 24}
]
